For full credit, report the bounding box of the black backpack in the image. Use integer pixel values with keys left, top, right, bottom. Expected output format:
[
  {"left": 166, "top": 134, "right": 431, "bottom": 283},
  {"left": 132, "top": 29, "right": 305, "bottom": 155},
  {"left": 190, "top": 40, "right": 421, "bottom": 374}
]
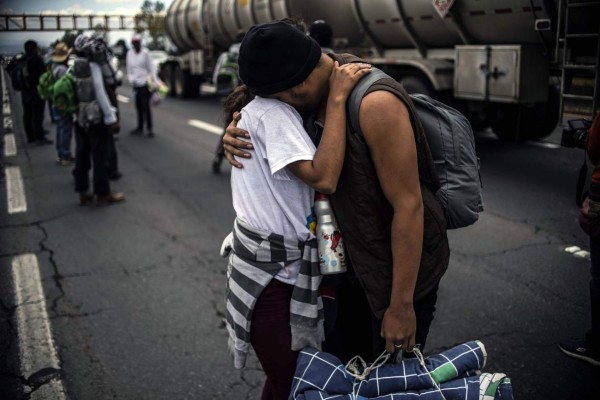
[{"left": 347, "top": 68, "right": 484, "bottom": 229}]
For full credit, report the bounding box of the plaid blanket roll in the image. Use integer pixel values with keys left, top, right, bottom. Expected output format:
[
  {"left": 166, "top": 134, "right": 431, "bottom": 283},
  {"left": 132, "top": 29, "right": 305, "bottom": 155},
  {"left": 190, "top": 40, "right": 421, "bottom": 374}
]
[
  {"left": 225, "top": 218, "right": 324, "bottom": 369},
  {"left": 290, "top": 341, "right": 513, "bottom": 400}
]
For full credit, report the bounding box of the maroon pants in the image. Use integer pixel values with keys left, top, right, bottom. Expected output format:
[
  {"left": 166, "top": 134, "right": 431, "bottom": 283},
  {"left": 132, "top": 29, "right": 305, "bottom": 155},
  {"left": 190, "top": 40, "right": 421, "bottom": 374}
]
[{"left": 251, "top": 279, "right": 297, "bottom": 400}]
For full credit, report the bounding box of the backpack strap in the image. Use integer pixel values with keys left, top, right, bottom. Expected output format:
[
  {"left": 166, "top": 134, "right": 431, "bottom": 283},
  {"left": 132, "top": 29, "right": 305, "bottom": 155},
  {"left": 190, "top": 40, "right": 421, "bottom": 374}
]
[
  {"left": 345, "top": 68, "right": 441, "bottom": 195},
  {"left": 347, "top": 68, "right": 388, "bottom": 136}
]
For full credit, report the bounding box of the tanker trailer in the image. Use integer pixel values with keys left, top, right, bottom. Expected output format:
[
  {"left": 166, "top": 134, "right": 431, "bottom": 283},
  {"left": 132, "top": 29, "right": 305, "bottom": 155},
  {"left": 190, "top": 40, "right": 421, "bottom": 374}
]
[
  {"left": 163, "top": 0, "right": 599, "bottom": 141},
  {"left": 162, "top": 0, "right": 362, "bottom": 98}
]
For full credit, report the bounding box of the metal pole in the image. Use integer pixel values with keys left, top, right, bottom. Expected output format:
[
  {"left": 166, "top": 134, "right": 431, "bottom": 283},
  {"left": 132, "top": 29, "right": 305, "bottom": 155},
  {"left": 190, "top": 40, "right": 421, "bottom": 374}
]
[{"left": 555, "top": 0, "right": 563, "bottom": 63}]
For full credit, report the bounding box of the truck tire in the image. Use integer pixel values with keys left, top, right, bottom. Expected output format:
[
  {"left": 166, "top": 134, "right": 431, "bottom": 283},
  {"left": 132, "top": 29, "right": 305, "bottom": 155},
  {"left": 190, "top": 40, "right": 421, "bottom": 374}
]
[
  {"left": 166, "top": 64, "right": 177, "bottom": 98},
  {"left": 399, "top": 75, "right": 435, "bottom": 98},
  {"left": 490, "top": 83, "right": 560, "bottom": 142},
  {"left": 173, "top": 65, "right": 200, "bottom": 98}
]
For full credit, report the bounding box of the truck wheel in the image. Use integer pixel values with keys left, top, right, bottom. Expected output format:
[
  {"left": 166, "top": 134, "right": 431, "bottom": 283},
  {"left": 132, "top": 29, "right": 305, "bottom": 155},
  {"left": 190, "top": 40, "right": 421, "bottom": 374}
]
[
  {"left": 400, "top": 75, "right": 435, "bottom": 98},
  {"left": 490, "top": 84, "right": 560, "bottom": 142},
  {"left": 174, "top": 65, "right": 200, "bottom": 98},
  {"left": 489, "top": 105, "right": 522, "bottom": 141},
  {"left": 491, "top": 105, "right": 556, "bottom": 142},
  {"left": 166, "top": 64, "right": 177, "bottom": 98}
]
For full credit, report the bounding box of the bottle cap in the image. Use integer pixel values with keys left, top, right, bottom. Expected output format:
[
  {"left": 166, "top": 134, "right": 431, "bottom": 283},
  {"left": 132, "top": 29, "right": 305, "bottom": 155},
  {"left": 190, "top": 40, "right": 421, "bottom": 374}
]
[{"left": 315, "top": 192, "right": 328, "bottom": 201}]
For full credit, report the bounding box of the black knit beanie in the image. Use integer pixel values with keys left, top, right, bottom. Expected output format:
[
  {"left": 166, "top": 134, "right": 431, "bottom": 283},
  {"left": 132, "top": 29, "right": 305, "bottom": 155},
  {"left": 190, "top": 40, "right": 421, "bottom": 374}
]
[{"left": 239, "top": 21, "right": 322, "bottom": 96}]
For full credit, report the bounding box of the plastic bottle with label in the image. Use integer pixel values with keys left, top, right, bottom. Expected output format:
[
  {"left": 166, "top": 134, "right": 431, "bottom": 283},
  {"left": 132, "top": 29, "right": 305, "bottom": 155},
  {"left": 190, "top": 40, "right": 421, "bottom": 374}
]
[{"left": 314, "top": 192, "right": 347, "bottom": 275}]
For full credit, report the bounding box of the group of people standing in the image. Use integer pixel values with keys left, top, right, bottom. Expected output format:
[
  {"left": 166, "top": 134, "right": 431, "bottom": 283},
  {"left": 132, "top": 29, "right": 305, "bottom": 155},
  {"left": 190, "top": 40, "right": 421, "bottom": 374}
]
[
  {"left": 12, "top": 37, "right": 125, "bottom": 205},
  {"left": 11, "top": 34, "right": 159, "bottom": 206}
]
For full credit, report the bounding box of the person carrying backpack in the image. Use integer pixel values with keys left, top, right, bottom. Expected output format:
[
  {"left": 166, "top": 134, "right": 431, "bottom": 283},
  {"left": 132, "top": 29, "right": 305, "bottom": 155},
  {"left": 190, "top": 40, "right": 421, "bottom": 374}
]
[
  {"left": 221, "top": 21, "right": 458, "bottom": 392},
  {"left": 49, "top": 42, "right": 75, "bottom": 165},
  {"left": 16, "top": 40, "right": 53, "bottom": 145},
  {"left": 72, "top": 34, "right": 124, "bottom": 206}
]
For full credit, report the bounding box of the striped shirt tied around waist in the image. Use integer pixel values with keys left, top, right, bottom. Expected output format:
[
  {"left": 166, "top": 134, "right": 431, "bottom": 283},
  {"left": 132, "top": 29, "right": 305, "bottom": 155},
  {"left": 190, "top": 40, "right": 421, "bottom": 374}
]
[{"left": 226, "top": 218, "right": 324, "bottom": 369}]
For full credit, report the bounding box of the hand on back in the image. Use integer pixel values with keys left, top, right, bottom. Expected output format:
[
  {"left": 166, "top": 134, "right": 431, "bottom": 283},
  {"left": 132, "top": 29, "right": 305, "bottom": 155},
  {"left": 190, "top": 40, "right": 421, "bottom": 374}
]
[
  {"left": 224, "top": 112, "right": 253, "bottom": 168},
  {"left": 328, "top": 61, "right": 371, "bottom": 103}
]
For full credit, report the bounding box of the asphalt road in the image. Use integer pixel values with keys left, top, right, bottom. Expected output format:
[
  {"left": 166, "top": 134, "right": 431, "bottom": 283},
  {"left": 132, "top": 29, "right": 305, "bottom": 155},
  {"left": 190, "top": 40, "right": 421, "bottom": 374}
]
[{"left": 0, "top": 74, "right": 598, "bottom": 399}]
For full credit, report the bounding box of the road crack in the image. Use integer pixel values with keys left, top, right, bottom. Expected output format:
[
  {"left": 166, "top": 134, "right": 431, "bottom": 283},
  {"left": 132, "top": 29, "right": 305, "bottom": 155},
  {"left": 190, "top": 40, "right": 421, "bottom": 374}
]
[{"left": 35, "top": 223, "right": 65, "bottom": 312}]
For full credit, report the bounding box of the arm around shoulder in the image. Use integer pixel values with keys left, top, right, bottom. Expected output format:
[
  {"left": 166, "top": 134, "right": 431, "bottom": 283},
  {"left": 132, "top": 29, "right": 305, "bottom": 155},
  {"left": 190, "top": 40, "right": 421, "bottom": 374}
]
[{"left": 286, "top": 96, "right": 347, "bottom": 194}]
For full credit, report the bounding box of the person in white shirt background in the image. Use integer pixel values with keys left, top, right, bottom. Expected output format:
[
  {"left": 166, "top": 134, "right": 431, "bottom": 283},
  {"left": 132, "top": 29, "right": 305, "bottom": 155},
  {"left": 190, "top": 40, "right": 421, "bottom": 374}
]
[{"left": 126, "top": 35, "right": 158, "bottom": 137}]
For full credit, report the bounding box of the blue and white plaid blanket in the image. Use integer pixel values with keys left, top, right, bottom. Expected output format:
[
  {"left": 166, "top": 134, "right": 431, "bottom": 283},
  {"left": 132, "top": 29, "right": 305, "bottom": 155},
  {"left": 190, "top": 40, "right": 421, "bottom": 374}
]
[{"left": 290, "top": 341, "right": 513, "bottom": 400}]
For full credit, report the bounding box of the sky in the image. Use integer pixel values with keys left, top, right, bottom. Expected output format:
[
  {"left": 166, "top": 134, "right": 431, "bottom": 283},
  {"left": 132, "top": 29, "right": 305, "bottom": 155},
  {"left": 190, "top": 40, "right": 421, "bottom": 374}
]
[{"left": 0, "top": 0, "right": 173, "bottom": 53}]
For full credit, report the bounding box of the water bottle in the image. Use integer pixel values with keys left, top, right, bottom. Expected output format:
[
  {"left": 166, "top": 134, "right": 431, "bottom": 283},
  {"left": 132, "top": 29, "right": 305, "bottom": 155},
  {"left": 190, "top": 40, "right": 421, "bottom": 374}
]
[{"left": 314, "top": 192, "right": 347, "bottom": 275}]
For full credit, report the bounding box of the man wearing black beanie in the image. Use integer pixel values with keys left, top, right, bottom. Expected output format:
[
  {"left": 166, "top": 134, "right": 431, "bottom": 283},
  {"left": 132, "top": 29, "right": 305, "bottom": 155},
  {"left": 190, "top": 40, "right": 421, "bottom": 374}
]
[{"left": 224, "top": 18, "right": 449, "bottom": 400}]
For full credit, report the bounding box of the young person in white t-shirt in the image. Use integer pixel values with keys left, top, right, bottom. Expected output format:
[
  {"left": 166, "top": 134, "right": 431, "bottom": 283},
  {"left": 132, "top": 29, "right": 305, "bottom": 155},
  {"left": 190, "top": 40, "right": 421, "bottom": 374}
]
[{"left": 222, "top": 21, "right": 371, "bottom": 400}]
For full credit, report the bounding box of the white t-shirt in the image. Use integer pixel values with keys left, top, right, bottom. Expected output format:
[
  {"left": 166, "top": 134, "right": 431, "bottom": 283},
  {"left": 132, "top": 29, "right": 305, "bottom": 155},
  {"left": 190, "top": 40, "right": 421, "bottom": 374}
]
[
  {"left": 126, "top": 48, "right": 157, "bottom": 87},
  {"left": 231, "top": 97, "right": 317, "bottom": 285}
]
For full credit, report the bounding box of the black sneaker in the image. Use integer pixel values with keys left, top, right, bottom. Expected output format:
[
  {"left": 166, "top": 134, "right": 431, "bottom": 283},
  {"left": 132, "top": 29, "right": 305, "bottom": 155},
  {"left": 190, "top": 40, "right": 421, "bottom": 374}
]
[
  {"left": 558, "top": 338, "right": 600, "bottom": 367},
  {"left": 108, "top": 172, "right": 123, "bottom": 180}
]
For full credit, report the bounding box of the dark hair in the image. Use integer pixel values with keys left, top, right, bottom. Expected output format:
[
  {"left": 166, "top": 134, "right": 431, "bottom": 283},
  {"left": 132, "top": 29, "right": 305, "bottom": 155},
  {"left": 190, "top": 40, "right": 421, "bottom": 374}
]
[
  {"left": 24, "top": 40, "right": 38, "bottom": 53},
  {"left": 223, "top": 85, "right": 254, "bottom": 126},
  {"left": 234, "top": 30, "right": 246, "bottom": 43},
  {"left": 279, "top": 16, "right": 306, "bottom": 33},
  {"left": 309, "top": 20, "right": 333, "bottom": 48}
]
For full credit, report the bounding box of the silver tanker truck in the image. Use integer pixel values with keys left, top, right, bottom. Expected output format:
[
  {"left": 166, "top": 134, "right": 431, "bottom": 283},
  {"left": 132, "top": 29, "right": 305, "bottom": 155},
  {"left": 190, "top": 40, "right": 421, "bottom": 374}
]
[{"left": 162, "top": 0, "right": 599, "bottom": 141}]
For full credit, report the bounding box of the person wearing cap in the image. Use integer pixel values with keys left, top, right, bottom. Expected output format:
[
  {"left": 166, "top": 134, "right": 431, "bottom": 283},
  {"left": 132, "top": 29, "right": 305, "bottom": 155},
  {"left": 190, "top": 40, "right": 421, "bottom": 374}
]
[
  {"left": 223, "top": 20, "right": 450, "bottom": 371},
  {"left": 20, "top": 40, "right": 53, "bottom": 145},
  {"left": 126, "top": 35, "right": 158, "bottom": 137},
  {"left": 221, "top": 21, "right": 371, "bottom": 400},
  {"left": 51, "top": 42, "right": 74, "bottom": 165}
]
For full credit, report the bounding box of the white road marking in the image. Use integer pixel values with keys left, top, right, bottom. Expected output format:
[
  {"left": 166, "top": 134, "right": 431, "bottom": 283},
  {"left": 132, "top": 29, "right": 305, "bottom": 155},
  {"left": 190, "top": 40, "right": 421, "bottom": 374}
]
[
  {"left": 4, "top": 115, "right": 13, "bottom": 130},
  {"left": 6, "top": 166, "right": 27, "bottom": 214},
  {"left": 117, "top": 94, "right": 130, "bottom": 103},
  {"left": 31, "top": 379, "right": 68, "bottom": 400},
  {"left": 188, "top": 119, "right": 222, "bottom": 135},
  {"left": 564, "top": 246, "right": 591, "bottom": 259},
  {"left": 2, "top": 70, "right": 10, "bottom": 114},
  {"left": 12, "top": 254, "right": 67, "bottom": 400},
  {"left": 528, "top": 141, "right": 560, "bottom": 149},
  {"left": 4, "top": 133, "right": 16, "bottom": 156}
]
